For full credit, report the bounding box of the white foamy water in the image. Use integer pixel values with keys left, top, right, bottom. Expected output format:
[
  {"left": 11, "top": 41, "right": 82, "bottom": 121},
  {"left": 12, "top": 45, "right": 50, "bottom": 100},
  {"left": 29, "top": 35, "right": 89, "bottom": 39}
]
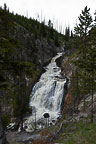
[{"left": 25, "top": 53, "right": 66, "bottom": 131}]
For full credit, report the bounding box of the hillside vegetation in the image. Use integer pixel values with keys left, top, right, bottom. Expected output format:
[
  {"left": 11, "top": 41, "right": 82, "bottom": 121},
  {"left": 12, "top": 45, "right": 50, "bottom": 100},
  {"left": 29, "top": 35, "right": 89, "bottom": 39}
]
[{"left": 0, "top": 4, "right": 66, "bottom": 134}]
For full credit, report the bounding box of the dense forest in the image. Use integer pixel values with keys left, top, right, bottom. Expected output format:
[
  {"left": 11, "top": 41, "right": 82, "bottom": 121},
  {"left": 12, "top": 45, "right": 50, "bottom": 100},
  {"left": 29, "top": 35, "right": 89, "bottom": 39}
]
[{"left": 0, "top": 3, "right": 96, "bottom": 144}]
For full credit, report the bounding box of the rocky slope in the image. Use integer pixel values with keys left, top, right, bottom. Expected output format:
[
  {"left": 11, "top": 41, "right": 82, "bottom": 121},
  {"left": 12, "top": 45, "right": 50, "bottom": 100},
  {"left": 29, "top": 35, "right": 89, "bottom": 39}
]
[{"left": 0, "top": 8, "right": 64, "bottom": 144}]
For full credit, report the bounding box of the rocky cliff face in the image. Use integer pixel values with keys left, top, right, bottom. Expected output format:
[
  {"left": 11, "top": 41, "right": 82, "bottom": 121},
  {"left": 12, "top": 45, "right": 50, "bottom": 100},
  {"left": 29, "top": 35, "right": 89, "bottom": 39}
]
[
  {"left": 59, "top": 52, "right": 77, "bottom": 115},
  {"left": 12, "top": 23, "right": 62, "bottom": 67},
  {"left": 11, "top": 23, "right": 64, "bottom": 93}
]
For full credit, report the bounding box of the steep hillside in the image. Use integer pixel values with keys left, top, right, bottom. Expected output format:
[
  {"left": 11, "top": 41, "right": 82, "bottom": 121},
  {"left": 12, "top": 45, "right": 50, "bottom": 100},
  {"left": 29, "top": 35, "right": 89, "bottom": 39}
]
[
  {"left": 0, "top": 7, "right": 65, "bottom": 143},
  {"left": 0, "top": 7, "right": 64, "bottom": 100},
  {"left": 0, "top": 8, "right": 64, "bottom": 70}
]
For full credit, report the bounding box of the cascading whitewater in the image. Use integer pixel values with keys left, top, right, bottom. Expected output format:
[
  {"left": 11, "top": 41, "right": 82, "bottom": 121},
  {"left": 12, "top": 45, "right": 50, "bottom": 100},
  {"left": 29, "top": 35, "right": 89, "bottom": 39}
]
[{"left": 25, "top": 53, "right": 66, "bottom": 131}]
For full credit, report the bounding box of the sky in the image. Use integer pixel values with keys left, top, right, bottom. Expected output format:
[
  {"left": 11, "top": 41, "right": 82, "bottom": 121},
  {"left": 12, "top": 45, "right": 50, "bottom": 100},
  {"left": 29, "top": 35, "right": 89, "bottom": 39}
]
[{"left": 0, "top": 0, "right": 96, "bottom": 33}]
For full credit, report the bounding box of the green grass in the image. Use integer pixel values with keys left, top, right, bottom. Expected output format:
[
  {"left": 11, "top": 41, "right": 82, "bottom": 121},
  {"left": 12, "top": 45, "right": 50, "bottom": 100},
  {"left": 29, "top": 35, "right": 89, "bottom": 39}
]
[{"left": 55, "top": 119, "right": 96, "bottom": 144}]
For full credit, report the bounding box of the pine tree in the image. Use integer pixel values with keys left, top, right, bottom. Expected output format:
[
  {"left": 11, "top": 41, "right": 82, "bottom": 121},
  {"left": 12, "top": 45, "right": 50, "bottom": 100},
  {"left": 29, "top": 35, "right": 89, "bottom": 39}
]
[
  {"left": 65, "top": 26, "right": 70, "bottom": 41},
  {"left": 73, "top": 7, "right": 95, "bottom": 116},
  {"left": 87, "top": 27, "right": 96, "bottom": 122},
  {"left": 71, "top": 30, "right": 73, "bottom": 38},
  {"left": 94, "top": 10, "right": 96, "bottom": 24},
  {"left": 48, "top": 19, "right": 54, "bottom": 39},
  {"left": 74, "top": 6, "right": 92, "bottom": 54},
  {"left": 4, "top": 3, "right": 7, "bottom": 11},
  {"left": 13, "top": 74, "right": 30, "bottom": 130}
]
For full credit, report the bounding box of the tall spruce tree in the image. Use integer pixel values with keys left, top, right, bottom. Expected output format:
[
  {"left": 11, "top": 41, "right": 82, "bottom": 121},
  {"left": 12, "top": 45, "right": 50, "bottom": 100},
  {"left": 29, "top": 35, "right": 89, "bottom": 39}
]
[
  {"left": 73, "top": 7, "right": 93, "bottom": 111},
  {"left": 74, "top": 6, "right": 92, "bottom": 54},
  {"left": 74, "top": 7, "right": 96, "bottom": 122},
  {"left": 87, "top": 27, "right": 96, "bottom": 122},
  {"left": 65, "top": 26, "right": 70, "bottom": 41}
]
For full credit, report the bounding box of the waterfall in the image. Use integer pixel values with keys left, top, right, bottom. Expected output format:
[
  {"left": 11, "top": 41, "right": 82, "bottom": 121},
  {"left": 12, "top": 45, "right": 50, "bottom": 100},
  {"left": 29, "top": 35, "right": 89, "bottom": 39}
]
[{"left": 25, "top": 53, "right": 66, "bottom": 132}]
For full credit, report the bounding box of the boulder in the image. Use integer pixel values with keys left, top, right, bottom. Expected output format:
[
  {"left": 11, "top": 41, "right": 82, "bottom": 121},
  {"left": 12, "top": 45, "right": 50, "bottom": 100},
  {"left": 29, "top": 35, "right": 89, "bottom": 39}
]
[{"left": 43, "top": 113, "right": 50, "bottom": 118}]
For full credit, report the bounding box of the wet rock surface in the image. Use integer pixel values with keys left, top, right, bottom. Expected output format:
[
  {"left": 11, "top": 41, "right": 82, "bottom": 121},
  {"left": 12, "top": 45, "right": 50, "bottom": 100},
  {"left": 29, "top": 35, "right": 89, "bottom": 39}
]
[{"left": 6, "top": 131, "right": 40, "bottom": 143}]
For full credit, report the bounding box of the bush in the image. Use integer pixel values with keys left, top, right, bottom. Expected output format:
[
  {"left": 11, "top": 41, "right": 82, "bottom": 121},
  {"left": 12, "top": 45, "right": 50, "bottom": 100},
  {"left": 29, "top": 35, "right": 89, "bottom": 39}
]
[{"left": 1, "top": 113, "right": 10, "bottom": 129}]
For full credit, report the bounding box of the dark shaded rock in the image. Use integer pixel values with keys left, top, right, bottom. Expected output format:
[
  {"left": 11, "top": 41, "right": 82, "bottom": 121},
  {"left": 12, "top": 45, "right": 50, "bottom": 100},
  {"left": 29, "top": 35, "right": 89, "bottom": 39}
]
[
  {"left": 52, "top": 120, "right": 55, "bottom": 123},
  {"left": 61, "top": 78, "right": 69, "bottom": 112},
  {"left": 64, "top": 78, "right": 69, "bottom": 90},
  {"left": 43, "top": 113, "right": 50, "bottom": 118},
  {"left": 0, "top": 116, "right": 8, "bottom": 144},
  {"left": 55, "top": 55, "right": 63, "bottom": 68},
  {"left": 11, "top": 123, "right": 19, "bottom": 131},
  {"left": 49, "top": 123, "right": 52, "bottom": 126}
]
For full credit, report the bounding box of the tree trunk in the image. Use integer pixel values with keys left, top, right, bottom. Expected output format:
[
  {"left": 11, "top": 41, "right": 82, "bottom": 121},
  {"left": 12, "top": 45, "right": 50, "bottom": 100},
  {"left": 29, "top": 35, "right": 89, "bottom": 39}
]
[
  {"left": 20, "top": 118, "right": 23, "bottom": 131},
  {"left": 83, "top": 96, "right": 86, "bottom": 111}
]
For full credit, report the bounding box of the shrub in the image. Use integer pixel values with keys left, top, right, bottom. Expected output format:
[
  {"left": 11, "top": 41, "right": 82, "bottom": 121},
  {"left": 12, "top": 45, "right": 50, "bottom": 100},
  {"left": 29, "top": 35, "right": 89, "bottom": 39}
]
[{"left": 1, "top": 113, "right": 10, "bottom": 129}]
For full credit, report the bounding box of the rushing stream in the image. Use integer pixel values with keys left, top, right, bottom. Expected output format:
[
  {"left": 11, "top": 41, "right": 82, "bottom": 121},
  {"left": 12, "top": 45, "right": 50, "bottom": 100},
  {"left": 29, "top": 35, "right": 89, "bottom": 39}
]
[{"left": 25, "top": 53, "right": 66, "bottom": 132}]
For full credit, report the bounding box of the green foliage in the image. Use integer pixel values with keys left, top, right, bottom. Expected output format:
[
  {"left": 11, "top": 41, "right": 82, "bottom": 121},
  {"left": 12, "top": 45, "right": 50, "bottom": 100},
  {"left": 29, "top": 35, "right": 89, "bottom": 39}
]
[
  {"left": 0, "top": 6, "right": 42, "bottom": 125},
  {"left": 0, "top": 38, "right": 16, "bottom": 58},
  {"left": 74, "top": 6, "right": 92, "bottom": 54},
  {"left": 56, "top": 119, "right": 96, "bottom": 144},
  {"left": 1, "top": 113, "right": 10, "bottom": 129},
  {"left": 64, "top": 26, "right": 70, "bottom": 41},
  {"left": 70, "top": 6, "right": 96, "bottom": 122},
  {"left": 40, "top": 21, "right": 47, "bottom": 37},
  {"left": 54, "top": 34, "right": 60, "bottom": 47},
  {"left": 76, "top": 6, "right": 92, "bottom": 37},
  {"left": 12, "top": 75, "right": 30, "bottom": 120}
]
